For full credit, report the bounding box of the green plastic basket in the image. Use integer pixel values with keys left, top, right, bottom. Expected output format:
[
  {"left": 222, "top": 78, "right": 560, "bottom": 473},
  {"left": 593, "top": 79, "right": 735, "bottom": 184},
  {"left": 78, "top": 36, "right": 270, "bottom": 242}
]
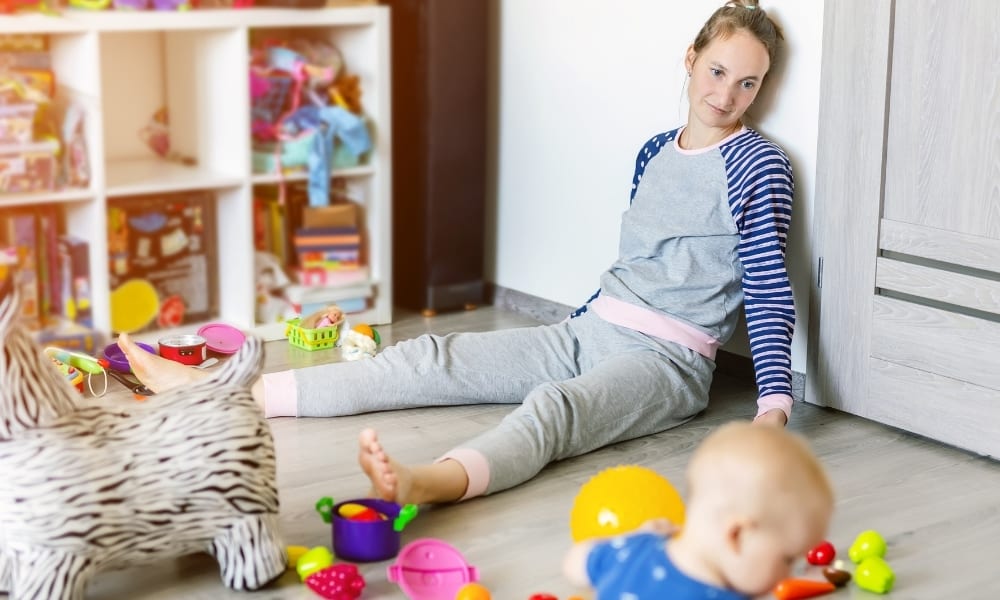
[{"left": 285, "top": 317, "right": 339, "bottom": 351}]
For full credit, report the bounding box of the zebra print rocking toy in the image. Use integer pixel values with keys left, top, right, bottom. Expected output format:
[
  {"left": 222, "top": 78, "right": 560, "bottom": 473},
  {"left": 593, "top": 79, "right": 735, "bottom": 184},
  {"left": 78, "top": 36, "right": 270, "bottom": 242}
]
[{"left": 0, "top": 289, "right": 287, "bottom": 600}]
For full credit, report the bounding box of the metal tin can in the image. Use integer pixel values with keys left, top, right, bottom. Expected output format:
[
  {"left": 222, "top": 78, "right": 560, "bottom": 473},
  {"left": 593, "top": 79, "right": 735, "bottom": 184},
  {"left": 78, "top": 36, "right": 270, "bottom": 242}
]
[{"left": 158, "top": 334, "right": 207, "bottom": 366}]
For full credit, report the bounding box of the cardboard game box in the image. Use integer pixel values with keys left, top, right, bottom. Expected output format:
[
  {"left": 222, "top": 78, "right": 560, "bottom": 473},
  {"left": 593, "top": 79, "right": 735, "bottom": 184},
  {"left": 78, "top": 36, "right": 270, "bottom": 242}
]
[{"left": 107, "top": 192, "right": 217, "bottom": 333}]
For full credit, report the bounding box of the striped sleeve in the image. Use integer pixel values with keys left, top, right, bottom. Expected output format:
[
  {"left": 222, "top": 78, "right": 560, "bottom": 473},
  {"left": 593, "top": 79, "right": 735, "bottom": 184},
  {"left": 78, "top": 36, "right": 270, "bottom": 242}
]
[{"left": 721, "top": 133, "right": 795, "bottom": 416}]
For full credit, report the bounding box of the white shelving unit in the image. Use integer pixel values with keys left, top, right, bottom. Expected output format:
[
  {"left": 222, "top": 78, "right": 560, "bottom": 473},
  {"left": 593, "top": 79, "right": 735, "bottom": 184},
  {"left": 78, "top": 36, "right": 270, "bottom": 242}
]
[{"left": 0, "top": 7, "right": 393, "bottom": 340}]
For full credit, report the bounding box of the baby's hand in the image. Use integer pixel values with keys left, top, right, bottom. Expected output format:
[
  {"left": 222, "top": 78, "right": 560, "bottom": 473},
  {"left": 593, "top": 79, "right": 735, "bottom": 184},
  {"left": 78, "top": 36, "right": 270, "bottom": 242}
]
[{"left": 637, "top": 518, "right": 679, "bottom": 537}]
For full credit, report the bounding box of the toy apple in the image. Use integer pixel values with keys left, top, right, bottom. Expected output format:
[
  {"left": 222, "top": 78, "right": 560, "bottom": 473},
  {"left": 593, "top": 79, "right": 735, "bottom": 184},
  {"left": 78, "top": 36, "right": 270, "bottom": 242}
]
[
  {"left": 848, "top": 529, "right": 887, "bottom": 563},
  {"left": 806, "top": 540, "right": 836, "bottom": 565},
  {"left": 855, "top": 556, "right": 895, "bottom": 594}
]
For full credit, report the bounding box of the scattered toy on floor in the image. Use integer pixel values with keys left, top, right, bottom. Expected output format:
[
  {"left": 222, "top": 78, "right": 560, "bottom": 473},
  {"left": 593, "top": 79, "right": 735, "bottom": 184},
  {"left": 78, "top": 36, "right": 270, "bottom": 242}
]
[
  {"left": 806, "top": 540, "right": 836, "bottom": 565},
  {"left": 772, "top": 578, "right": 836, "bottom": 600},
  {"left": 0, "top": 291, "right": 286, "bottom": 600},
  {"left": 569, "top": 464, "right": 685, "bottom": 542}
]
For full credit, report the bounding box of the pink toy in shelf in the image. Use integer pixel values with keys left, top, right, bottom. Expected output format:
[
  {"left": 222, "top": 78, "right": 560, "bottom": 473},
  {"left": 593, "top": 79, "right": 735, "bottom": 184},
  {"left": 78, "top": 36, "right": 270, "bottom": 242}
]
[{"left": 387, "top": 538, "right": 479, "bottom": 600}]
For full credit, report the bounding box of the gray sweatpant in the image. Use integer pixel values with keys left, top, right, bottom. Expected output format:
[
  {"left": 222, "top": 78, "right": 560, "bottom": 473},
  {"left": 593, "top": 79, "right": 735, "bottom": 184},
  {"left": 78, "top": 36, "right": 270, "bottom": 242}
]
[{"left": 294, "top": 310, "right": 714, "bottom": 496}]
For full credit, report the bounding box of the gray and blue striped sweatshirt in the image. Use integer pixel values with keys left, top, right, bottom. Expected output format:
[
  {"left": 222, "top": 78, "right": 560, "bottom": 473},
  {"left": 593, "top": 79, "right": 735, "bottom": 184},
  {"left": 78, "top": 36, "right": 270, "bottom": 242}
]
[{"left": 576, "top": 126, "right": 795, "bottom": 418}]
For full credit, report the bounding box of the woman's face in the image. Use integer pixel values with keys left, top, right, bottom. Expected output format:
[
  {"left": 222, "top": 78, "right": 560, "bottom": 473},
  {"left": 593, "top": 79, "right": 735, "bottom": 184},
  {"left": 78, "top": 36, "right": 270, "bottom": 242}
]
[{"left": 685, "top": 29, "right": 770, "bottom": 134}]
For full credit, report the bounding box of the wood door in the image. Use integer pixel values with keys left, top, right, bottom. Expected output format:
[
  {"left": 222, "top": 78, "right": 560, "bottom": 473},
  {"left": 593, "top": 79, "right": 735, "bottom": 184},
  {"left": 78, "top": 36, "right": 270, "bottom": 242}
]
[{"left": 807, "top": 0, "right": 1000, "bottom": 458}]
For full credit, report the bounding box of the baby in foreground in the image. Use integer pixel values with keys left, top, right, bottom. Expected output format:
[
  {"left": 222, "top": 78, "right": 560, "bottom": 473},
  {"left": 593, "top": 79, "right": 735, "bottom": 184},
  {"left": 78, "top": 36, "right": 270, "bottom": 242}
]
[{"left": 564, "top": 422, "right": 834, "bottom": 599}]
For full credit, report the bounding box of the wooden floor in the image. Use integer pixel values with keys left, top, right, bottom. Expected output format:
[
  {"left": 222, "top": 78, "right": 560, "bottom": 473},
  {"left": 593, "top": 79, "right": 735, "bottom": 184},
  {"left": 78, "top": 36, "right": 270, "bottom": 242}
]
[{"left": 81, "top": 306, "right": 1000, "bottom": 599}]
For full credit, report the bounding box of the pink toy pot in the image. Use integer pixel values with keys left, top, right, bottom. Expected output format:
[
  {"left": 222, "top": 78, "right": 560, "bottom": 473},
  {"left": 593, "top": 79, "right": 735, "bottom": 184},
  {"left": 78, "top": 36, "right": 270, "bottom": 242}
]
[{"left": 387, "top": 538, "right": 479, "bottom": 600}]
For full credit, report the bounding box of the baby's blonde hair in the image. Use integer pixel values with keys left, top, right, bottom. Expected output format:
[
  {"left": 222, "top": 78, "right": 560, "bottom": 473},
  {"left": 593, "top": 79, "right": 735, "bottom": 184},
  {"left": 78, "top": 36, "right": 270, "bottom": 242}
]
[{"left": 686, "top": 422, "right": 833, "bottom": 526}]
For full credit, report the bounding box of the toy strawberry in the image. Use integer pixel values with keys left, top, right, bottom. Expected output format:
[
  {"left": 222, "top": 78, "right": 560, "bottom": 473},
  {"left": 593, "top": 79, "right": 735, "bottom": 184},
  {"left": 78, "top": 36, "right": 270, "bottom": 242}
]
[{"left": 305, "top": 564, "right": 366, "bottom": 600}]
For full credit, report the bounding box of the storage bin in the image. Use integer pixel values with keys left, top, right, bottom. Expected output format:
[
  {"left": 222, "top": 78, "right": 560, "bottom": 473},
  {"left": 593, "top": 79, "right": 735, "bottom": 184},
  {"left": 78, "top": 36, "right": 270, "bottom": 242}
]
[
  {"left": 252, "top": 136, "right": 363, "bottom": 174},
  {"left": 0, "top": 139, "right": 58, "bottom": 193},
  {"left": 0, "top": 103, "right": 38, "bottom": 144},
  {"left": 285, "top": 317, "right": 339, "bottom": 351}
]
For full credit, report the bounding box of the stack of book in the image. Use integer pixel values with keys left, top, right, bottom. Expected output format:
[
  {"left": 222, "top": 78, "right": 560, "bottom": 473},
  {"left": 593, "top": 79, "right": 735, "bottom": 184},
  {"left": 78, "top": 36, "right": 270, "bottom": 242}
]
[
  {"left": 293, "top": 225, "right": 361, "bottom": 278},
  {"left": 291, "top": 222, "right": 370, "bottom": 314},
  {"left": 252, "top": 183, "right": 373, "bottom": 317},
  {"left": 1, "top": 207, "right": 97, "bottom": 351}
]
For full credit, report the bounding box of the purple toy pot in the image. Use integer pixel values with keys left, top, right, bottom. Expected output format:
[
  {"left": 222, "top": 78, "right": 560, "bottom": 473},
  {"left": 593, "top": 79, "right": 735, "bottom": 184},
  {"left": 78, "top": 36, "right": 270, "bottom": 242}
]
[{"left": 332, "top": 498, "right": 409, "bottom": 562}]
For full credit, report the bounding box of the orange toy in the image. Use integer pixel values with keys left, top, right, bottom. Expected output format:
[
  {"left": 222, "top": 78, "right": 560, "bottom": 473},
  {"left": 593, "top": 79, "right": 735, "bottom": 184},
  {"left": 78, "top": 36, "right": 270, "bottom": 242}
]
[
  {"left": 773, "top": 578, "right": 836, "bottom": 600},
  {"left": 455, "top": 582, "right": 491, "bottom": 600}
]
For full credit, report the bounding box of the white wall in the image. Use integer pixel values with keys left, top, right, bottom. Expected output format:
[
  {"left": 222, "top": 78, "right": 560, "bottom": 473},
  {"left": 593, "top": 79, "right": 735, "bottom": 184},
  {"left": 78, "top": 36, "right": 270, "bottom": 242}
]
[{"left": 486, "top": 0, "right": 824, "bottom": 372}]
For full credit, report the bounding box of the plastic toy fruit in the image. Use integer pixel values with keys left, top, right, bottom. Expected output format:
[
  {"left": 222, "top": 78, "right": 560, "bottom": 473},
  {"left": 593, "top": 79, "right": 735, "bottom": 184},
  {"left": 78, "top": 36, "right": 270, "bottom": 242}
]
[
  {"left": 305, "top": 564, "right": 366, "bottom": 599},
  {"left": 528, "top": 595, "right": 558, "bottom": 600},
  {"left": 569, "top": 465, "right": 685, "bottom": 541},
  {"left": 286, "top": 545, "right": 309, "bottom": 569},
  {"left": 455, "top": 582, "right": 492, "bottom": 600},
  {"left": 352, "top": 323, "right": 380, "bottom": 345},
  {"left": 338, "top": 502, "right": 370, "bottom": 518},
  {"left": 772, "top": 578, "right": 836, "bottom": 599},
  {"left": 849, "top": 529, "right": 887, "bottom": 563},
  {"left": 296, "top": 546, "right": 335, "bottom": 580},
  {"left": 822, "top": 566, "right": 851, "bottom": 587},
  {"left": 855, "top": 556, "right": 895, "bottom": 594},
  {"left": 806, "top": 540, "right": 836, "bottom": 565}
]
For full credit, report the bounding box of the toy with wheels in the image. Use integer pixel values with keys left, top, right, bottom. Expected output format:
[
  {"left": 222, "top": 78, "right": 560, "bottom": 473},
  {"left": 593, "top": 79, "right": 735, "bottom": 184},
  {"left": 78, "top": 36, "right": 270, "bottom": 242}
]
[
  {"left": 569, "top": 464, "right": 685, "bottom": 542},
  {"left": 0, "top": 291, "right": 286, "bottom": 600}
]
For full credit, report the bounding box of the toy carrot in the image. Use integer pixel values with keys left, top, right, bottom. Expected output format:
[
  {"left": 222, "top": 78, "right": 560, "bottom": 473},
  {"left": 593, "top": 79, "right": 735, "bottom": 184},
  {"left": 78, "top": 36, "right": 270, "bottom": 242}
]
[{"left": 773, "top": 578, "right": 837, "bottom": 600}]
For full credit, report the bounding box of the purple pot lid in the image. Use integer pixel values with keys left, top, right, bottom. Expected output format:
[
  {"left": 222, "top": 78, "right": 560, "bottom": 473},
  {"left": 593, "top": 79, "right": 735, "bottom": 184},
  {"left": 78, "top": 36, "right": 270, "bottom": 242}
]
[{"left": 102, "top": 342, "right": 156, "bottom": 373}]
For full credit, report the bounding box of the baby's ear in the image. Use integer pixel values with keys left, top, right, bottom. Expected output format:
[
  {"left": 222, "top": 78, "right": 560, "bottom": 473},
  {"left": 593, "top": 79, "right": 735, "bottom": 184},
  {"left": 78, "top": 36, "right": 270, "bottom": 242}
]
[{"left": 725, "top": 517, "right": 755, "bottom": 555}]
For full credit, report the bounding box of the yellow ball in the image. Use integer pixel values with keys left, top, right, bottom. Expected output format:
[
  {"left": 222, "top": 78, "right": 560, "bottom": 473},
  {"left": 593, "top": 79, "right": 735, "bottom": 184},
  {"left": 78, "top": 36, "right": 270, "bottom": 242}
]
[{"left": 569, "top": 465, "right": 685, "bottom": 542}]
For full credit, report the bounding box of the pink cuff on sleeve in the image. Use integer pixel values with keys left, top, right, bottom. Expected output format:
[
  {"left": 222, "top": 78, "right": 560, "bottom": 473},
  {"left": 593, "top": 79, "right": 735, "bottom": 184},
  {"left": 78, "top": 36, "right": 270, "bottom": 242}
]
[
  {"left": 755, "top": 393, "right": 793, "bottom": 421},
  {"left": 262, "top": 370, "right": 298, "bottom": 418},
  {"left": 436, "top": 448, "right": 491, "bottom": 501}
]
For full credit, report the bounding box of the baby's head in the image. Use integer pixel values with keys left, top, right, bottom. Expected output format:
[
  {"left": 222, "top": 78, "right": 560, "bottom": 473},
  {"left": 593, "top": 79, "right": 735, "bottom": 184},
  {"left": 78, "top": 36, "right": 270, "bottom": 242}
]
[{"left": 683, "top": 422, "right": 833, "bottom": 596}]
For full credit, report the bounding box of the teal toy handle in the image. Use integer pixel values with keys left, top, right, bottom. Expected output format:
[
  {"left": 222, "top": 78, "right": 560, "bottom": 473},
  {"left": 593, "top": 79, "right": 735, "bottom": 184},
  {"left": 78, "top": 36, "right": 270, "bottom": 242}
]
[
  {"left": 393, "top": 503, "right": 418, "bottom": 532},
  {"left": 45, "top": 347, "right": 106, "bottom": 375}
]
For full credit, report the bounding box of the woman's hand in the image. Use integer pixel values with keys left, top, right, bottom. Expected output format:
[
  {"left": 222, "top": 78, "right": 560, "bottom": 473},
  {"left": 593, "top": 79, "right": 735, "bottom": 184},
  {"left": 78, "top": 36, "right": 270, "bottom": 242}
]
[{"left": 753, "top": 408, "right": 788, "bottom": 427}]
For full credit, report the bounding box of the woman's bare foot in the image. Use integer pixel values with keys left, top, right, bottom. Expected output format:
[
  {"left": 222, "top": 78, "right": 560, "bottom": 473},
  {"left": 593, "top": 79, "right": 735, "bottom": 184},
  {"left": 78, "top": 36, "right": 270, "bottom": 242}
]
[
  {"left": 358, "top": 428, "right": 413, "bottom": 503},
  {"left": 117, "top": 332, "right": 208, "bottom": 393},
  {"left": 357, "top": 428, "right": 471, "bottom": 506}
]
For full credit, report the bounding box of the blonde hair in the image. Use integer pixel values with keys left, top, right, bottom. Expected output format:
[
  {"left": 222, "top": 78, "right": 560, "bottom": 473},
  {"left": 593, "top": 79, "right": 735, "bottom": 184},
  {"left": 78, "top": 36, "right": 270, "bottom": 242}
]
[
  {"left": 686, "top": 422, "right": 833, "bottom": 525},
  {"left": 692, "top": 0, "right": 785, "bottom": 71}
]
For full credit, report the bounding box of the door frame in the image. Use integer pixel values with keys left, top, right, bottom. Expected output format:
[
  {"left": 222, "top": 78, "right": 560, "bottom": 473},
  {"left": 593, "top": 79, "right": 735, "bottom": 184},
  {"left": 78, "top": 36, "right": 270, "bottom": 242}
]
[{"left": 805, "top": 0, "right": 894, "bottom": 416}]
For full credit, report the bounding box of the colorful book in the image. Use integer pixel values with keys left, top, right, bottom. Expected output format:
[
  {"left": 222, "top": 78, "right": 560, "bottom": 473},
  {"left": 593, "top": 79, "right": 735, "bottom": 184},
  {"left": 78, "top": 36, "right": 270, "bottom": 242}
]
[
  {"left": 297, "top": 265, "right": 369, "bottom": 287},
  {"left": 5, "top": 212, "right": 40, "bottom": 328},
  {"left": 292, "top": 233, "right": 362, "bottom": 247},
  {"left": 38, "top": 206, "right": 61, "bottom": 320},
  {"left": 58, "top": 235, "right": 92, "bottom": 327}
]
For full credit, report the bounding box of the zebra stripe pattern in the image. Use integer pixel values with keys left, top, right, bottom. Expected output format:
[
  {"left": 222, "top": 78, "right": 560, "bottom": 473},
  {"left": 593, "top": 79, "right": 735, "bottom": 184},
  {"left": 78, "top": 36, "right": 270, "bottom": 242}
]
[
  {"left": 0, "top": 291, "right": 286, "bottom": 600},
  {"left": 0, "top": 290, "right": 79, "bottom": 439}
]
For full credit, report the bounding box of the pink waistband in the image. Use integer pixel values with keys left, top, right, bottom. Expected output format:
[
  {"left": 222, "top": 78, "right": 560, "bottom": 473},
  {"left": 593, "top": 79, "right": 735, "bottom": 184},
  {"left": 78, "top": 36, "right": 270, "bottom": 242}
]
[{"left": 590, "top": 295, "right": 720, "bottom": 360}]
